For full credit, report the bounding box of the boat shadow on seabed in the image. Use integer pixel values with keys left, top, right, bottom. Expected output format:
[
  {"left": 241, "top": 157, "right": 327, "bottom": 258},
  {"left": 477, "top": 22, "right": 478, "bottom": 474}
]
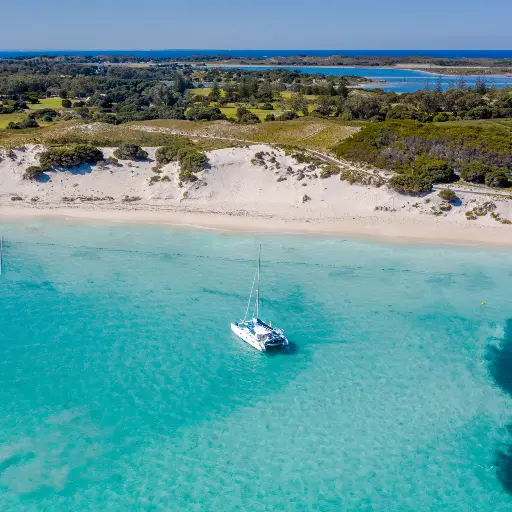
[
  {"left": 264, "top": 341, "right": 300, "bottom": 357},
  {"left": 487, "top": 318, "right": 512, "bottom": 496}
]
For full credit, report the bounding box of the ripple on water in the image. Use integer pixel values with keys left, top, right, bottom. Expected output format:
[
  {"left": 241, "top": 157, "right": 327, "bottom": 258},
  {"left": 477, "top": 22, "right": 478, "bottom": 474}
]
[{"left": 0, "top": 223, "right": 511, "bottom": 511}]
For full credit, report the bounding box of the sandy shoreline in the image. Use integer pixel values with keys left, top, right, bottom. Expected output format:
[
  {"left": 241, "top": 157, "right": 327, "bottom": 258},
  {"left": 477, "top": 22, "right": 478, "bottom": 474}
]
[
  {"left": 2, "top": 204, "right": 512, "bottom": 250},
  {"left": 1, "top": 144, "right": 511, "bottom": 250}
]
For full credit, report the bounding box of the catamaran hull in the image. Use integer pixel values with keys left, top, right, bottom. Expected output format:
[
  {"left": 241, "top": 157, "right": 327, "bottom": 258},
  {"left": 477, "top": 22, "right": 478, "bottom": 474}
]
[{"left": 231, "top": 323, "right": 266, "bottom": 351}]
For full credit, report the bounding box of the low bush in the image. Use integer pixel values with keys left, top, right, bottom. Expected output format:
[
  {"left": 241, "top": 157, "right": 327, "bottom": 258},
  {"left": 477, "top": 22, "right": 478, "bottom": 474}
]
[
  {"left": 113, "top": 144, "right": 148, "bottom": 161},
  {"left": 23, "top": 166, "right": 44, "bottom": 180},
  {"left": 61, "top": 99, "right": 72, "bottom": 108},
  {"left": 107, "top": 156, "right": 120, "bottom": 167},
  {"left": 319, "top": 164, "right": 340, "bottom": 179},
  {"left": 416, "top": 158, "right": 457, "bottom": 184},
  {"left": 459, "top": 162, "right": 491, "bottom": 184},
  {"left": 485, "top": 169, "right": 511, "bottom": 188},
  {"left": 236, "top": 107, "right": 260, "bottom": 124},
  {"left": 39, "top": 144, "right": 104, "bottom": 170},
  {"left": 433, "top": 112, "right": 450, "bottom": 122},
  {"left": 438, "top": 189, "right": 457, "bottom": 203},
  {"left": 179, "top": 150, "right": 208, "bottom": 182},
  {"left": 277, "top": 111, "right": 299, "bottom": 121},
  {"left": 264, "top": 113, "right": 275, "bottom": 122},
  {"left": 186, "top": 105, "right": 226, "bottom": 121},
  {"left": 7, "top": 116, "right": 39, "bottom": 130},
  {"left": 388, "top": 174, "right": 432, "bottom": 195},
  {"left": 155, "top": 138, "right": 193, "bottom": 165}
]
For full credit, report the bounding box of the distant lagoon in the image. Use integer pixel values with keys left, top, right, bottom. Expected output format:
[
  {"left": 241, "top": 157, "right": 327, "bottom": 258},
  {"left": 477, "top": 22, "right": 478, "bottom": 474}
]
[{"left": 219, "top": 65, "right": 512, "bottom": 92}]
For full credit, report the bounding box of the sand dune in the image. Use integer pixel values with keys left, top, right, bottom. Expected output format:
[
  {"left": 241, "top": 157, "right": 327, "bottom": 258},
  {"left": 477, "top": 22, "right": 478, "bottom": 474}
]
[{"left": 1, "top": 144, "right": 511, "bottom": 248}]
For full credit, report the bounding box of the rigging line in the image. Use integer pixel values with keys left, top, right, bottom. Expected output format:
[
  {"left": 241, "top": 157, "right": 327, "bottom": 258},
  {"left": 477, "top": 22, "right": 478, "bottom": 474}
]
[{"left": 243, "top": 266, "right": 259, "bottom": 322}]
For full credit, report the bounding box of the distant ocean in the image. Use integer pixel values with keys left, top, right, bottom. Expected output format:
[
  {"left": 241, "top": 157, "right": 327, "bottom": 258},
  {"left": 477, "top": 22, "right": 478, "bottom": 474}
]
[
  {"left": 1, "top": 49, "right": 512, "bottom": 59},
  {"left": 0, "top": 220, "right": 511, "bottom": 511}
]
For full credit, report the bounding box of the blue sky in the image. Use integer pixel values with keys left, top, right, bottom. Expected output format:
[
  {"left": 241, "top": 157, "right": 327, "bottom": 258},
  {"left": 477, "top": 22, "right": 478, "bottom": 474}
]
[{"left": 2, "top": 0, "right": 511, "bottom": 49}]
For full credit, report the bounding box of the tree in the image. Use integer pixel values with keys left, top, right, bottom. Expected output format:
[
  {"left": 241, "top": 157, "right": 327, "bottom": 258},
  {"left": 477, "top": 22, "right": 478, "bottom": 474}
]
[
  {"left": 435, "top": 77, "right": 443, "bottom": 94},
  {"left": 460, "top": 162, "right": 491, "bottom": 183},
  {"left": 209, "top": 81, "right": 220, "bottom": 102},
  {"left": 475, "top": 78, "right": 487, "bottom": 95},
  {"left": 61, "top": 99, "right": 72, "bottom": 108},
  {"left": 388, "top": 174, "right": 432, "bottom": 195},
  {"left": 113, "top": 144, "right": 148, "bottom": 160},
  {"left": 485, "top": 169, "right": 511, "bottom": 188}
]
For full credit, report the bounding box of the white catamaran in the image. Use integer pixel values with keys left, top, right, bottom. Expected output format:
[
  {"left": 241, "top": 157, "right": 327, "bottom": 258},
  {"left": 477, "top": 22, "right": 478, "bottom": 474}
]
[{"left": 231, "top": 246, "right": 289, "bottom": 352}]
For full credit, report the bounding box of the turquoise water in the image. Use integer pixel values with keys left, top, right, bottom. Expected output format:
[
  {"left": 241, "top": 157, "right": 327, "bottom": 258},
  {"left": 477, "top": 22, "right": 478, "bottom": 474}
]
[
  {"left": 1, "top": 221, "right": 512, "bottom": 511},
  {"left": 224, "top": 65, "right": 512, "bottom": 92}
]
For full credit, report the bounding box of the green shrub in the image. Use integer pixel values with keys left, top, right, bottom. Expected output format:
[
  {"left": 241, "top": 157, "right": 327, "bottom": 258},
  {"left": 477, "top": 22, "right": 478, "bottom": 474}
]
[
  {"left": 264, "top": 113, "right": 275, "bottom": 122},
  {"left": 276, "top": 111, "right": 299, "bottom": 121},
  {"left": 39, "top": 144, "right": 104, "bottom": 170},
  {"left": 485, "top": 169, "right": 511, "bottom": 188},
  {"left": 7, "top": 116, "right": 39, "bottom": 130},
  {"left": 33, "top": 108, "right": 58, "bottom": 120},
  {"left": 388, "top": 174, "right": 432, "bottom": 195},
  {"left": 107, "top": 156, "right": 120, "bottom": 167},
  {"left": 433, "top": 112, "right": 450, "bottom": 122},
  {"left": 261, "top": 103, "right": 274, "bottom": 110},
  {"left": 459, "top": 162, "right": 492, "bottom": 183},
  {"left": 179, "top": 150, "right": 208, "bottom": 182},
  {"left": 438, "top": 189, "right": 457, "bottom": 203},
  {"left": 61, "top": 99, "right": 72, "bottom": 108},
  {"left": 319, "top": 164, "right": 340, "bottom": 179},
  {"left": 23, "top": 166, "right": 44, "bottom": 180},
  {"left": 236, "top": 107, "right": 260, "bottom": 124},
  {"left": 113, "top": 144, "right": 148, "bottom": 161},
  {"left": 186, "top": 105, "right": 226, "bottom": 121},
  {"left": 418, "top": 159, "right": 456, "bottom": 184},
  {"left": 155, "top": 138, "right": 194, "bottom": 165},
  {"left": 334, "top": 121, "right": 512, "bottom": 177}
]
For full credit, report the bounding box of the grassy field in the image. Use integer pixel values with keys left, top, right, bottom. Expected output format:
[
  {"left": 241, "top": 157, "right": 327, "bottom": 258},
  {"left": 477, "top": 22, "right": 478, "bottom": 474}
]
[
  {"left": 0, "top": 121, "right": 242, "bottom": 151},
  {"left": 0, "top": 117, "right": 359, "bottom": 152},
  {"left": 131, "top": 117, "right": 360, "bottom": 152},
  {"left": 27, "top": 98, "right": 66, "bottom": 110},
  {"left": 218, "top": 105, "right": 284, "bottom": 121},
  {"left": 192, "top": 88, "right": 212, "bottom": 97},
  {"left": 189, "top": 88, "right": 319, "bottom": 120},
  {"left": 0, "top": 113, "right": 24, "bottom": 129}
]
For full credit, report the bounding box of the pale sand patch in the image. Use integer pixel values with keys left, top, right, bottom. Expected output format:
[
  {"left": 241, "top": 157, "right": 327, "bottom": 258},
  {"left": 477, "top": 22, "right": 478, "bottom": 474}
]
[{"left": 1, "top": 145, "right": 511, "bottom": 249}]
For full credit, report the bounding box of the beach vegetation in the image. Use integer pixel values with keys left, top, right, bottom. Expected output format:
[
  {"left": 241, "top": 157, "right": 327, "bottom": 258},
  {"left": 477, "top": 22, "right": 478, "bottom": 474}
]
[
  {"left": 335, "top": 121, "right": 512, "bottom": 191},
  {"left": 485, "top": 169, "right": 511, "bottom": 188},
  {"left": 459, "top": 162, "right": 492, "bottom": 183},
  {"left": 7, "top": 116, "right": 39, "bottom": 130},
  {"left": 438, "top": 189, "right": 457, "bottom": 203},
  {"left": 39, "top": 144, "right": 104, "bottom": 170},
  {"left": 388, "top": 174, "right": 432, "bottom": 195},
  {"left": 23, "top": 166, "right": 45, "bottom": 180},
  {"left": 113, "top": 143, "right": 148, "bottom": 160}
]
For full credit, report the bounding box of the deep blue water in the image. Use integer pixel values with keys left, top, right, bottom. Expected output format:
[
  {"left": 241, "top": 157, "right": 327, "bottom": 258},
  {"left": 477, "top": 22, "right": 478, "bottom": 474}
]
[
  {"left": 1, "top": 49, "right": 512, "bottom": 59},
  {"left": 0, "top": 220, "right": 512, "bottom": 511}
]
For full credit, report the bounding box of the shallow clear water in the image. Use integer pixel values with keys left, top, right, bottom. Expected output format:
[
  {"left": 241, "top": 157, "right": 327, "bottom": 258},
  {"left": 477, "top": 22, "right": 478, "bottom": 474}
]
[
  {"left": 1, "top": 221, "right": 512, "bottom": 511},
  {"left": 225, "top": 65, "right": 512, "bottom": 92}
]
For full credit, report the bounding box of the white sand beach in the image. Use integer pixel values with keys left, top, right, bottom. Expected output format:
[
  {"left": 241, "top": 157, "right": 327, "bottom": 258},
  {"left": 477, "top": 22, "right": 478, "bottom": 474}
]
[{"left": 1, "top": 144, "right": 511, "bottom": 248}]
